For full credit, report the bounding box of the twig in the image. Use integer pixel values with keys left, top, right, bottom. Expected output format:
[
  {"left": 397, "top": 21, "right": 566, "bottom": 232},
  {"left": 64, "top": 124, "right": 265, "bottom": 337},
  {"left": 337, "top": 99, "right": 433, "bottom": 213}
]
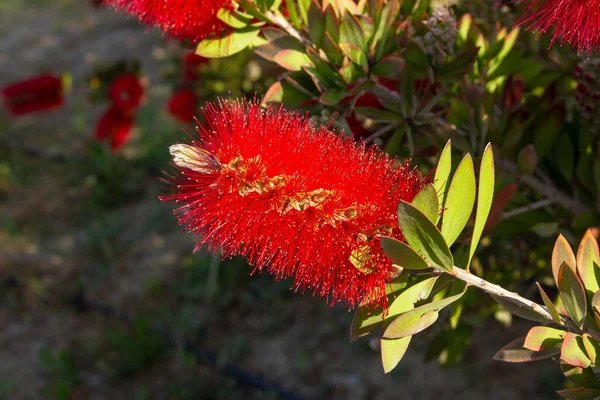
[
  {"left": 364, "top": 122, "right": 402, "bottom": 143},
  {"left": 450, "top": 266, "right": 600, "bottom": 342},
  {"left": 501, "top": 199, "right": 554, "bottom": 220},
  {"left": 498, "top": 159, "right": 590, "bottom": 215},
  {"left": 264, "top": 10, "right": 313, "bottom": 48}
]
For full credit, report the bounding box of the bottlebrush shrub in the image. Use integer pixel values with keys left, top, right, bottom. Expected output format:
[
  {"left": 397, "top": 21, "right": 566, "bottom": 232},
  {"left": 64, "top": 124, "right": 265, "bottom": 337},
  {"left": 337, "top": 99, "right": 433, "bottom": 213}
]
[
  {"left": 1, "top": 74, "right": 66, "bottom": 117},
  {"left": 104, "top": 0, "right": 233, "bottom": 42},
  {"left": 160, "top": 98, "right": 429, "bottom": 309}
]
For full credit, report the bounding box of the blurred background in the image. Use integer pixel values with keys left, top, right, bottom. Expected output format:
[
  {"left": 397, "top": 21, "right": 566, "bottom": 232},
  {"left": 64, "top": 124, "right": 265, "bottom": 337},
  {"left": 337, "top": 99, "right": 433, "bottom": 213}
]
[{"left": 0, "top": 0, "right": 571, "bottom": 399}]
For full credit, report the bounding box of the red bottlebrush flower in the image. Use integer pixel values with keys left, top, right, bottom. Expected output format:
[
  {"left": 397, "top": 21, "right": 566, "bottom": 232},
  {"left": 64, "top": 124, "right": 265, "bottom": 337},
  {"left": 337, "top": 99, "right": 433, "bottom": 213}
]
[
  {"left": 183, "top": 52, "right": 209, "bottom": 82},
  {"left": 1, "top": 74, "right": 64, "bottom": 117},
  {"left": 160, "top": 99, "right": 429, "bottom": 309},
  {"left": 518, "top": 0, "right": 600, "bottom": 53},
  {"left": 167, "top": 88, "right": 198, "bottom": 122},
  {"left": 95, "top": 106, "right": 134, "bottom": 151},
  {"left": 108, "top": 73, "right": 144, "bottom": 112},
  {"left": 105, "top": 0, "right": 232, "bottom": 42}
]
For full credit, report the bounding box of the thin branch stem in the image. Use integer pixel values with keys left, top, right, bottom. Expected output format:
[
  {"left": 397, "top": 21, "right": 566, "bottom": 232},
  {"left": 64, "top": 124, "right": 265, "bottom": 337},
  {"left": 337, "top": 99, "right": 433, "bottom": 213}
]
[
  {"left": 449, "top": 267, "right": 600, "bottom": 342},
  {"left": 365, "top": 122, "right": 402, "bottom": 143},
  {"left": 501, "top": 199, "right": 554, "bottom": 220},
  {"left": 497, "top": 159, "right": 590, "bottom": 215}
]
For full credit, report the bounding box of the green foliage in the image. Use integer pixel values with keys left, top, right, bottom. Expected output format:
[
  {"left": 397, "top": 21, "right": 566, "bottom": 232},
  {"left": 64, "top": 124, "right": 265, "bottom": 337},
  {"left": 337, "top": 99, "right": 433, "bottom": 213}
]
[{"left": 38, "top": 348, "right": 80, "bottom": 400}]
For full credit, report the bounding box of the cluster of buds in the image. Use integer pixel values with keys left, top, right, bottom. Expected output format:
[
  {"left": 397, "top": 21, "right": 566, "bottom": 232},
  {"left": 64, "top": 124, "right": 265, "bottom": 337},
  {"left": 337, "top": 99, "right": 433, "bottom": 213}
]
[
  {"left": 574, "top": 58, "right": 600, "bottom": 124},
  {"left": 413, "top": 7, "right": 457, "bottom": 64}
]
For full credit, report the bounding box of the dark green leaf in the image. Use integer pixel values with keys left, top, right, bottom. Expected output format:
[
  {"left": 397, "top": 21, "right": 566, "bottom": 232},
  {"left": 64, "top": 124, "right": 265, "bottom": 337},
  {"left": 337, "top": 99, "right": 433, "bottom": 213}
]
[
  {"left": 396, "top": 201, "right": 454, "bottom": 271},
  {"left": 558, "top": 262, "right": 587, "bottom": 327},
  {"left": 490, "top": 294, "right": 551, "bottom": 324},
  {"left": 558, "top": 388, "right": 600, "bottom": 400},
  {"left": 381, "top": 236, "right": 429, "bottom": 270}
]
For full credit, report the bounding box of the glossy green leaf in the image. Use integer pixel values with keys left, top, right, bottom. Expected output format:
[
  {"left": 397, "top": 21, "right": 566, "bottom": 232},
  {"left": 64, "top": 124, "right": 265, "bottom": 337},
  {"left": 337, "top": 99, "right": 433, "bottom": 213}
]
[
  {"left": 397, "top": 201, "right": 454, "bottom": 271},
  {"left": 536, "top": 283, "right": 562, "bottom": 325},
  {"left": 434, "top": 140, "right": 452, "bottom": 216},
  {"left": 441, "top": 154, "right": 476, "bottom": 247},
  {"left": 552, "top": 234, "right": 577, "bottom": 286},
  {"left": 561, "top": 363, "right": 600, "bottom": 388},
  {"left": 196, "top": 27, "right": 261, "bottom": 58},
  {"left": 319, "top": 88, "right": 347, "bottom": 105},
  {"left": 493, "top": 336, "right": 561, "bottom": 363},
  {"left": 411, "top": 185, "right": 439, "bottom": 223},
  {"left": 381, "top": 237, "right": 429, "bottom": 270},
  {"left": 561, "top": 333, "right": 591, "bottom": 369},
  {"left": 558, "top": 262, "right": 587, "bottom": 327},
  {"left": 383, "top": 288, "right": 466, "bottom": 339},
  {"left": 217, "top": 9, "right": 253, "bottom": 28},
  {"left": 340, "top": 11, "right": 365, "bottom": 46},
  {"left": 576, "top": 230, "right": 600, "bottom": 294},
  {"left": 523, "top": 326, "right": 565, "bottom": 351},
  {"left": 468, "top": 143, "right": 495, "bottom": 267}
]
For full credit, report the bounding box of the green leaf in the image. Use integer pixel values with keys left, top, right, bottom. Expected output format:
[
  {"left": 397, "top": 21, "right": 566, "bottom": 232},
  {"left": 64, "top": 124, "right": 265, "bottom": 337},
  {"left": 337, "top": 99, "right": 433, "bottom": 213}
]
[
  {"left": 381, "top": 237, "right": 429, "bottom": 270},
  {"left": 493, "top": 336, "right": 561, "bottom": 363},
  {"left": 436, "top": 47, "right": 478, "bottom": 83},
  {"left": 350, "top": 277, "right": 433, "bottom": 341},
  {"left": 561, "top": 333, "right": 591, "bottom": 369},
  {"left": 397, "top": 201, "right": 454, "bottom": 271},
  {"left": 404, "top": 41, "right": 429, "bottom": 67},
  {"left": 581, "top": 334, "right": 600, "bottom": 365},
  {"left": 263, "top": 81, "right": 311, "bottom": 107},
  {"left": 383, "top": 287, "right": 467, "bottom": 339},
  {"left": 370, "top": 56, "right": 405, "bottom": 78},
  {"left": 558, "top": 388, "right": 600, "bottom": 400},
  {"left": 217, "top": 9, "right": 253, "bottom": 29},
  {"left": 536, "top": 282, "right": 563, "bottom": 325},
  {"left": 558, "top": 261, "right": 587, "bottom": 328},
  {"left": 340, "top": 11, "right": 365, "bottom": 46},
  {"left": 490, "top": 294, "right": 552, "bottom": 324},
  {"left": 307, "top": 1, "right": 325, "bottom": 48},
  {"left": 561, "top": 363, "right": 600, "bottom": 388},
  {"left": 196, "top": 27, "right": 261, "bottom": 58},
  {"left": 319, "top": 88, "right": 347, "bottom": 105},
  {"left": 381, "top": 336, "right": 411, "bottom": 374},
  {"left": 273, "top": 49, "right": 312, "bottom": 71},
  {"left": 380, "top": 277, "right": 438, "bottom": 373},
  {"left": 523, "top": 326, "right": 565, "bottom": 351},
  {"left": 468, "top": 143, "right": 494, "bottom": 267},
  {"left": 411, "top": 185, "right": 439, "bottom": 223},
  {"left": 533, "top": 105, "right": 565, "bottom": 159},
  {"left": 441, "top": 154, "right": 476, "bottom": 247},
  {"left": 339, "top": 42, "right": 368, "bottom": 67},
  {"left": 576, "top": 230, "right": 600, "bottom": 294},
  {"left": 553, "top": 234, "right": 577, "bottom": 286},
  {"left": 434, "top": 140, "right": 452, "bottom": 218}
]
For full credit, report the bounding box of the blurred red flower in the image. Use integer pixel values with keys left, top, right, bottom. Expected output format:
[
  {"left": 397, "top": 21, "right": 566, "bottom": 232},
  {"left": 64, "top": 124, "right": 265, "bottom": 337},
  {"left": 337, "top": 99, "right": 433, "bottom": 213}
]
[
  {"left": 183, "top": 53, "right": 209, "bottom": 82},
  {"left": 160, "top": 99, "right": 428, "bottom": 309},
  {"left": 1, "top": 74, "right": 64, "bottom": 117},
  {"left": 167, "top": 88, "right": 198, "bottom": 122},
  {"left": 105, "top": 0, "right": 232, "bottom": 42},
  {"left": 519, "top": 0, "right": 600, "bottom": 53},
  {"left": 95, "top": 106, "right": 134, "bottom": 151},
  {"left": 108, "top": 73, "right": 143, "bottom": 112}
]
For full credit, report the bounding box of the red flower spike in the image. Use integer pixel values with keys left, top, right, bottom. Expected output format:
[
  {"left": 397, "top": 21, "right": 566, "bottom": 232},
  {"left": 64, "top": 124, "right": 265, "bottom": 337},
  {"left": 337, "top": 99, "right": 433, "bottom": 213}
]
[
  {"left": 104, "top": 0, "right": 232, "bottom": 42},
  {"left": 167, "top": 89, "right": 198, "bottom": 123},
  {"left": 108, "top": 73, "right": 144, "bottom": 112},
  {"left": 95, "top": 106, "right": 134, "bottom": 151},
  {"left": 1, "top": 74, "right": 64, "bottom": 117},
  {"left": 160, "top": 99, "right": 429, "bottom": 309},
  {"left": 518, "top": 0, "right": 600, "bottom": 54}
]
